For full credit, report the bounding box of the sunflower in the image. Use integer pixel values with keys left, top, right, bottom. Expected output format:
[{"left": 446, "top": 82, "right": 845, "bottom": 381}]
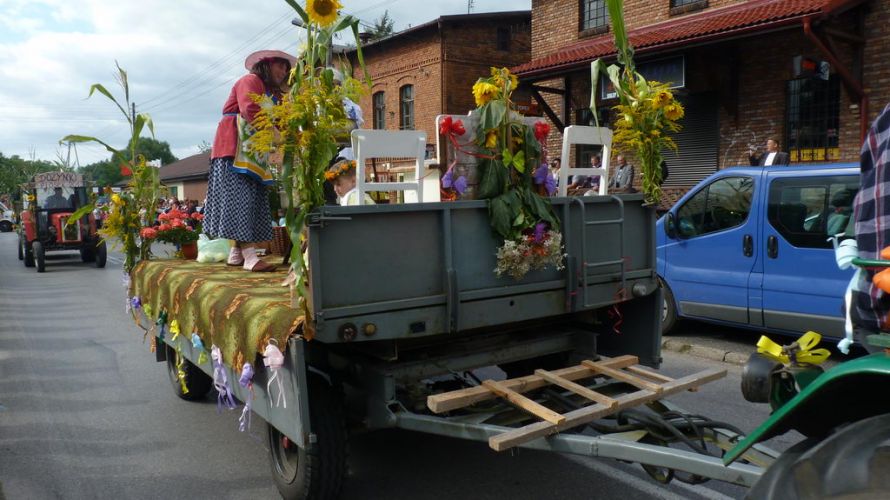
[
  {"left": 473, "top": 81, "right": 500, "bottom": 107},
  {"left": 664, "top": 103, "right": 685, "bottom": 121},
  {"left": 306, "top": 0, "right": 342, "bottom": 27},
  {"left": 653, "top": 90, "right": 672, "bottom": 108},
  {"left": 491, "top": 67, "right": 519, "bottom": 92},
  {"left": 485, "top": 130, "right": 498, "bottom": 149}
]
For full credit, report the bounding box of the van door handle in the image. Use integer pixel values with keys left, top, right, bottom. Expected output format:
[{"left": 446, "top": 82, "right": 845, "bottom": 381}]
[
  {"left": 743, "top": 234, "right": 753, "bottom": 257},
  {"left": 767, "top": 235, "right": 778, "bottom": 258}
]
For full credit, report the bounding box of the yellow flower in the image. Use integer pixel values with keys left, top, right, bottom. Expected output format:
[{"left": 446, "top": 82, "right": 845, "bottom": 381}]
[
  {"left": 485, "top": 130, "right": 498, "bottom": 149},
  {"left": 491, "top": 67, "right": 519, "bottom": 92},
  {"left": 306, "top": 0, "right": 341, "bottom": 27},
  {"left": 664, "top": 103, "right": 685, "bottom": 121},
  {"left": 111, "top": 194, "right": 122, "bottom": 206},
  {"left": 650, "top": 129, "right": 661, "bottom": 137},
  {"left": 653, "top": 90, "right": 672, "bottom": 108},
  {"left": 473, "top": 81, "right": 500, "bottom": 107}
]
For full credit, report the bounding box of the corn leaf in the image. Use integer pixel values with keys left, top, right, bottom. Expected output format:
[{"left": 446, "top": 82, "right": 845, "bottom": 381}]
[
  {"left": 283, "top": 0, "right": 309, "bottom": 24},
  {"left": 88, "top": 83, "right": 129, "bottom": 120},
  {"left": 60, "top": 134, "right": 119, "bottom": 155}
]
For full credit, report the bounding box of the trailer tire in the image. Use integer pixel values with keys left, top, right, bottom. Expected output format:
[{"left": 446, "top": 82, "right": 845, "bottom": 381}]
[
  {"left": 18, "top": 234, "right": 23, "bottom": 260},
  {"left": 165, "top": 344, "right": 213, "bottom": 401},
  {"left": 23, "top": 237, "right": 34, "bottom": 267},
  {"left": 659, "top": 278, "right": 677, "bottom": 335},
  {"left": 33, "top": 241, "right": 45, "bottom": 273},
  {"left": 268, "top": 377, "right": 347, "bottom": 500},
  {"left": 747, "top": 414, "right": 890, "bottom": 499}
]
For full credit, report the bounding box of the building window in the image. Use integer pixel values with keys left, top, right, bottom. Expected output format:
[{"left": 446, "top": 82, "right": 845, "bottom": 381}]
[
  {"left": 497, "top": 27, "right": 510, "bottom": 51},
  {"left": 671, "top": 0, "right": 704, "bottom": 7},
  {"left": 785, "top": 76, "right": 841, "bottom": 162},
  {"left": 580, "top": 0, "right": 609, "bottom": 31},
  {"left": 400, "top": 85, "right": 414, "bottom": 130},
  {"left": 670, "top": 0, "right": 709, "bottom": 14},
  {"left": 373, "top": 91, "right": 386, "bottom": 130}
]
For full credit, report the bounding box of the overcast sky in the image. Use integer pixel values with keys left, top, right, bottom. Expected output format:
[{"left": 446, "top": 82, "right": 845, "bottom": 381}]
[{"left": 0, "top": 0, "right": 531, "bottom": 166}]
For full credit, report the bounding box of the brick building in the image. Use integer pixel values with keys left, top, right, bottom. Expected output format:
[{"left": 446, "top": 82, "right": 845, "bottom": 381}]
[
  {"left": 514, "top": 0, "right": 886, "bottom": 207},
  {"left": 347, "top": 11, "right": 532, "bottom": 158}
]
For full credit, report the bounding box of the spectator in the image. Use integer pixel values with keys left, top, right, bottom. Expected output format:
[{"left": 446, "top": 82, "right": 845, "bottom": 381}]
[{"left": 748, "top": 138, "right": 790, "bottom": 166}]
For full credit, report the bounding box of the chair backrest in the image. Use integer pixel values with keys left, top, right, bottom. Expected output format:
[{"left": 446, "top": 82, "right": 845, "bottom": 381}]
[
  {"left": 352, "top": 129, "right": 435, "bottom": 203},
  {"left": 558, "top": 125, "right": 613, "bottom": 196}
]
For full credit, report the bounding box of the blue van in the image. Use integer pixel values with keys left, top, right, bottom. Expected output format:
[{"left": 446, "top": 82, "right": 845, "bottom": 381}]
[{"left": 657, "top": 163, "right": 859, "bottom": 339}]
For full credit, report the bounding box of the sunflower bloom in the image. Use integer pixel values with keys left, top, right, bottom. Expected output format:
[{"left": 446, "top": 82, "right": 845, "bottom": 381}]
[
  {"left": 664, "top": 103, "right": 684, "bottom": 121},
  {"left": 654, "top": 90, "right": 672, "bottom": 108},
  {"left": 306, "top": 0, "right": 342, "bottom": 27},
  {"left": 473, "top": 81, "right": 500, "bottom": 107}
]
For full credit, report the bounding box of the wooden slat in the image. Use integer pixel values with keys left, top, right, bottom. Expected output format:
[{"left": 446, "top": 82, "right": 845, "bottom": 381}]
[
  {"left": 625, "top": 365, "right": 674, "bottom": 384},
  {"left": 489, "top": 367, "right": 727, "bottom": 451},
  {"left": 481, "top": 380, "right": 566, "bottom": 425},
  {"left": 581, "top": 360, "right": 664, "bottom": 394},
  {"left": 427, "top": 355, "right": 639, "bottom": 413},
  {"left": 534, "top": 369, "right": 618, "bottom": 409}
]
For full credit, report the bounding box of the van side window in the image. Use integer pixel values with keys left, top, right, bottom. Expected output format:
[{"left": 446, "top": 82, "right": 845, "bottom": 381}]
[
  {"left": 768, "top": 175, "right": 858, "bottom": 249},
  {"left": 676, "top": 176, "right": 754, "bottom": 237}
]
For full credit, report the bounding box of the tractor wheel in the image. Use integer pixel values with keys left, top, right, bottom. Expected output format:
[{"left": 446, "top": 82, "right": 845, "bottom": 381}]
[
  {"left": 165, "top": 344, "right": 212, "bottom": 401},
  {"left": 0, "top": 221, "right": 11, "bottom": 232},
  {"left": 268, "top": 376, "right": 347, "bottom": 500},
  {"left": 95, "top": 240, "right": 107, "bottom": 268},
  {"left": 17, "top": 234, "right": 23, "bottom": 260},
  {"left": 747, "top": 414, "right": 890, "bottom": 499},
  {"left": 659, "top": 277, "right": 678, "bottom": 335},
  {"left": 23, "top": 237, "right": 34, "bottom": 267},
  {"left": 80, "top": 246, "right": 95, "bottom": 263},
  {"left": 33, "top": 241, "right": 45, "bottom": 273}
]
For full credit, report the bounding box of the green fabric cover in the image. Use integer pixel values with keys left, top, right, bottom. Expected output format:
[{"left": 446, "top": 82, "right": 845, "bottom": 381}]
[{"left": 131, "top": 258, "right": 303, "bottom": 369}]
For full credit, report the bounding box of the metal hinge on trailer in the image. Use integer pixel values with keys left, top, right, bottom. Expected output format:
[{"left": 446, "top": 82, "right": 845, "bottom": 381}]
[{"left": 426, "top": 355, "right": 726, "bottom": 451}]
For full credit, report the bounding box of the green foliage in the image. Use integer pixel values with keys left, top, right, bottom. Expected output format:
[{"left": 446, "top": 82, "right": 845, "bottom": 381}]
[
  {"left": 0, "top": 152, "right": 58, "bottom": 197},
  {"left": 369, "top": 10, "right": 395, "bottom": 40}
]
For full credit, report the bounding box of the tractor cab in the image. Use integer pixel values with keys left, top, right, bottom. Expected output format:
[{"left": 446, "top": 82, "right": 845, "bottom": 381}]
[{"left": 18, "top": 172, "right": 106, "bottom": 272}]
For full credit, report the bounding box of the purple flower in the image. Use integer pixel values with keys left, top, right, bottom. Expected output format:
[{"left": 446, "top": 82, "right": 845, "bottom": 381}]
[
  {"left": 453, "top": 175, "right": 467, "bottom": 195},
  {"left": 533, "top": 222, "right": 547, "bottom": 243},
  {"left": 534, "top": 164, "right": 556, "bottom": 195},
  {"left": 442, "top": 168, "right": 454, "bottom": 188},
  {"left": 130, "top": 296, "right": 141, "bottom": 310}
]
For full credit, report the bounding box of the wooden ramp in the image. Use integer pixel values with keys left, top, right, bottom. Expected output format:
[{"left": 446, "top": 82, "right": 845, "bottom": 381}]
[{"left": 427, "top": 355, "right": 725, "bottom": 451}]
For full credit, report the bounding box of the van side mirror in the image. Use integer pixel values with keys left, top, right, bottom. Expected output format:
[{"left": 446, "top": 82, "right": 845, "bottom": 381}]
[{"left": 665, "top": 212, "right": 677, "bottom": 239}]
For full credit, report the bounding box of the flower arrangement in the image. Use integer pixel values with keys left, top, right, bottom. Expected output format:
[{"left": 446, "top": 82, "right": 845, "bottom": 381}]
[
  {"left": 323, "top": 160, "right": 356, "bottom": 181},
  {"left": 590, "top": 0, "right": 684, "bottom": 205},
  {"left": 470, "top": 67, "right": 564, "bottom": 279},
  {"left": 248, "top": 0, "right": 368, "bottom": 329},
  {"left": 141, "top": 210, "right": 203, "bottom": 246},
  {"left": 62, "top": 63, "right": 163, "bottom": 273}
]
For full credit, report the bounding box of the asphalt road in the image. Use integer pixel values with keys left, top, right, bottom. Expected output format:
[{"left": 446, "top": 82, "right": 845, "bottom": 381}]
[{"left": 0, "top": 232, "right": 800, "bottom": 500}]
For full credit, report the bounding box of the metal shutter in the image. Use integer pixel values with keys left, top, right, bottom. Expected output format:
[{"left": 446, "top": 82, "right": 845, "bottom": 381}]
[{"left": 661, "top": 93, "right": 719, "bottom": 187}]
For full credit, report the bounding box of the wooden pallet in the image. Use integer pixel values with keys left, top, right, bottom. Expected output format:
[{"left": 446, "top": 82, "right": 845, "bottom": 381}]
[{"left": 427, "top": 355, "right": 726, "bottom": 451}]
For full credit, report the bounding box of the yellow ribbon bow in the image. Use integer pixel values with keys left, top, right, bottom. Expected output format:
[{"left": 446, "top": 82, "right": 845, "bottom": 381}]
[
  {"left": 169, "top": 319, "right": 181, "bottom": 341},
  {"left": 756, "top": 331, "right": 831, "bottom": 365}
]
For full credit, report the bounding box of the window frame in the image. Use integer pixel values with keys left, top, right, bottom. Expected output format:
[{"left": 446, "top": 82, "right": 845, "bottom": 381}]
[
  {"left": 579, "top": 0, "right": 609, "bottom": 34},
  {"left": 785, "top": 76, "right": 842, "bottom": 163},
  {"left": 399, "top": 84, "right": 414, "bottom": 130},
  {"left": 675, "top": 176, "right": 755, "bottom": 239},
  {"left": 767, "top": 175, "right": 858, "bottom": 249},
  {"left": 372, "top": 91, "right": 386, "bottom": 130}
]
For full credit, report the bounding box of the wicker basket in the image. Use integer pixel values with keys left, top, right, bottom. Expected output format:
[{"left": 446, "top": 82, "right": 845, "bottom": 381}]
[{"left": 271, "top": 226, "right": 290, "bottom": 256}]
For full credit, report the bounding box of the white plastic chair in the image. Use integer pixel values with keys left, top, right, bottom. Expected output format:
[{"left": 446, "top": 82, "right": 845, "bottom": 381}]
[
  {"left": 352, "top": 129, "right": 438, "bottom": 203},
  {"left": 558, "top": 126, "right": 613, "bottom": 196}
]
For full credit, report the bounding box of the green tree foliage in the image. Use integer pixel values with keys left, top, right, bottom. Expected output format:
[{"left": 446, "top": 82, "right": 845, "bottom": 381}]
[
  {"left": 77, "top": 137, "right": 178, "bottom": 188},
  {"left": 122, "top": 136, "right": 178, "bottom": 165},
  {"left": 0, "top": 152, "right": 59, "bottom": 198},
  {"left": 369, "top": 10, "right": 394, "bottom": 41}
]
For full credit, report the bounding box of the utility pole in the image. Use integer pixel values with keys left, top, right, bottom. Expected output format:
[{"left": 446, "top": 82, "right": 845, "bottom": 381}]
[{"left": 468, "top": 0, "right": 474, "bottom": 13}]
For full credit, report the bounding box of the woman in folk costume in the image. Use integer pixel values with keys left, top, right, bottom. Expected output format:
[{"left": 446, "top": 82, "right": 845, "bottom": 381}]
[{"left": 204, "top": 50, "right": 295, "bottom": 272}]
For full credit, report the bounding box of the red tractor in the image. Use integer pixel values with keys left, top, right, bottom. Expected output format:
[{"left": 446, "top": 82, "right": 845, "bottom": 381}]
[{"left": 19, "top": 172, "right": 106, "bottom": 272}]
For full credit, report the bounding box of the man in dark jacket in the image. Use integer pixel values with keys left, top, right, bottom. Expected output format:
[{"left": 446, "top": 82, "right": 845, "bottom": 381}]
[{"left": 748, "top": 138, "right": 790, "bottom": 166}]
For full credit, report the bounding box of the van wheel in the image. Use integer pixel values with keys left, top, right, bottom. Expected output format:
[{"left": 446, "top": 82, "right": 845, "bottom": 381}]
[
  {"left": 659, "top": 278, "right": 677, "bottom": 335},
  {"left": 33, "top": 241, "right": 45, "bottom": 273},
  {"left": 748, "top": 414, "right": 890, "bottom": 499},
  {"left": 165, "top": 344, "right": 212, "bottom": 401},
  {"left": 0, "top": 221, "right": 11, "bottom": 232},
  {"left": 268, "top": 377, "right": 347, "bottom": 500}
]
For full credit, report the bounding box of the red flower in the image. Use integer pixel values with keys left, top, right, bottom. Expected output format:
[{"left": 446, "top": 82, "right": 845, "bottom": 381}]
[
  {"left": 140, "top": 227, "right": 158, "bottom": 239},
  {"left": 534, "top": 121, "right": 550, "bottom": 143},
  {"left": 190, "top": 212, "right": 203, "bottom": 221},
  {"left": 158, "top": 223, "right": 172, "bottom": 232},
  {"left": 170, "top": 218, "right": 184, "bottom": 228},
  {"left": 158, "top": 212, "right": 169, "bottom": 221}
]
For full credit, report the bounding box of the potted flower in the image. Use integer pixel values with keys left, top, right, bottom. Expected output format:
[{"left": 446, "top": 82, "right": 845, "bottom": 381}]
[{"left": 141, "top": 209, "right": 203, "bottom": 259}]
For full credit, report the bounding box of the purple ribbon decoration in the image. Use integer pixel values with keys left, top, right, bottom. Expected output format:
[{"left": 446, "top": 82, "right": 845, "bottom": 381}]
[
  {"left": 238, "top": 363, "right": 254, "bottom": 433},
  {"left": 211, "top": 345, "right": 237, "bottom": 413},
  {"left": 263, "top": 342, "right": 287, "bottom": 409}
]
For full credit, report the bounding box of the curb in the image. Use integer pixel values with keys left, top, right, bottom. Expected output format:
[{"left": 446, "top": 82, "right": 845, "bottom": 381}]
[{"left": 662, "top": 338, "right": 751, "bottom": 366}]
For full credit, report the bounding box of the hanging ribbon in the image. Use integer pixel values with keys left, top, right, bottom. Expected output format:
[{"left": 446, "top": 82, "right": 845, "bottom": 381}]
[
  {"left": 832, "top": 236, "right": 860, "bottom": 354},
  {"left": 211, "top": 345, "right": 237, "bottom": 412},
  {"left": 756, "top": 331, "right": 831, "bottom": 366},
  {"left": 156, "top": 310, "right": 168, "bottom": 341},
  {"left": 169, "top": 319, "right": 181, "bottom": 342},
  {"left": 191, "top": 332, "right": 208, "bottom": 365},
  {"left": 175, "top": 345, "right": 189, "bottom": 395},
  {"left": 238, "top": 363, "right": 255, "bottom": 433},
  {"left": 263, "top": 340, "right": 286, "bottom": 409}
]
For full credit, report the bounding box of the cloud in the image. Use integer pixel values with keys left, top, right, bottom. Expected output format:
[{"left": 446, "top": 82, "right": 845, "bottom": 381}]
[{"left": 0, "top": 0, "right": 530, "bottom": 166}]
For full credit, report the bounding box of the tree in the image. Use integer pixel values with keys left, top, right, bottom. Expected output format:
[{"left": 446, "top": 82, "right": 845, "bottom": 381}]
[
  {"left": 197, "top": 140, "right": 212, "bottom": 154},
  {"left": 122, "top": 136, "right": 178, "bottom": 166},
  {"left": 0, "top": 152, "right": 58, "bottom": 198},
  {"left": 369, "top": 10, "right": 394, "bottom": 41}
]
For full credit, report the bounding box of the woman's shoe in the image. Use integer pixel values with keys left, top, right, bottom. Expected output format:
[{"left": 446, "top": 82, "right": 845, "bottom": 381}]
[
  {"left": 248, "top": 260, "right": 277, "bottom": 272},
  {"left": 227, "top": 247, "right": 244, "bottom": 266}
]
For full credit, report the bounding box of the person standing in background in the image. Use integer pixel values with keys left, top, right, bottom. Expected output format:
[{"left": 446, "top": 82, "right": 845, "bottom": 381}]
[{"left": 749, "top": 138, "right": 790, "bottom": 166}]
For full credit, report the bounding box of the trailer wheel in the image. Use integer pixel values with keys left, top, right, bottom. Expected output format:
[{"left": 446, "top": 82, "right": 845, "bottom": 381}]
[
  {"left": 268, "top": 377, "right": 347, "bottom": 500},
  {"left": 33, "top": 241, "right": 45, "bottom": 273},
  {"left": 747, "top": 414, "right": 890, "bottom": 499},
  {"left": 17, "top": 234, "right": 23, "bottom": 260},
  {"left": 95, "top": 240, "right": 107, "bottom": 268},
  {"left": 659, "top": 278, "right": 677, "bottom": 335},
  {"left": 165, "top": 344, "right": 212, "bottom": 401},
  {"left": 23, "top": 237, "right": 34, "bottom": 267}
]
